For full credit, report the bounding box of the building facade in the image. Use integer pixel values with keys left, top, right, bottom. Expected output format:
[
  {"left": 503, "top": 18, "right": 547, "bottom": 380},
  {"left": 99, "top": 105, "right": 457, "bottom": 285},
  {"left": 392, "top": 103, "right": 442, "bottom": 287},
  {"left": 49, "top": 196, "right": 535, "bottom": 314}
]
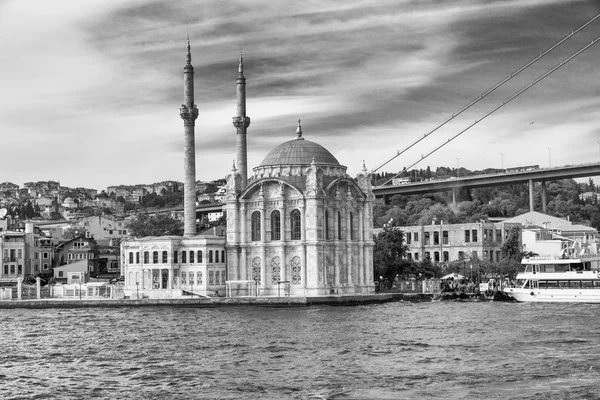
[{"left": 400, "top": 221, "right": 521, "bottom": 265}]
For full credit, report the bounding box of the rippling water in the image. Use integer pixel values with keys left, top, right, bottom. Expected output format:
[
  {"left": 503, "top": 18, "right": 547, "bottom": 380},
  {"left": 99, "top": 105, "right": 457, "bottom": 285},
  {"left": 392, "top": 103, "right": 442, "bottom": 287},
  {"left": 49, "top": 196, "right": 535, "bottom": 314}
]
[{"left": 2, "top": 301, "right": 600, "bottom": 399}]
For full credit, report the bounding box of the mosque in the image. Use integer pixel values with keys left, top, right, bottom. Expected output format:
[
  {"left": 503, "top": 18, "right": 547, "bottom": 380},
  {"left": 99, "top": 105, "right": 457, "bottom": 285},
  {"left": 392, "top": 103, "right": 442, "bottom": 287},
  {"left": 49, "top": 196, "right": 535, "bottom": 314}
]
[{"left": 120, "top": 40, "right": 375, "bottom": 298}]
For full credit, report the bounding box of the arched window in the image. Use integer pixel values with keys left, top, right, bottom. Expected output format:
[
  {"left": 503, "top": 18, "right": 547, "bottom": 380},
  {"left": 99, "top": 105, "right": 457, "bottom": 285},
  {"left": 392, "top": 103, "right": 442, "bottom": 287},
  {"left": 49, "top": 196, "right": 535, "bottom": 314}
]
[
  {"left": 162, "top": 251, "right": 168, "bottom": 263},
  {"left": 136, "top": 252, "right": 140, "bottom": 264},
  {"left": 153, "top": 251, "right": 158, "bottom": 264},
  {"left": 291, "top": 209, "right": 301, "bottom": 240},
  {"left": 189, "top": 251, "right": 194, "bottom": 263},
  {"left": 271, "top": 210, "right": 281, "bottom": 241},
  {"left": 197, "top": 250, "right": 203, "bottom": 263},
  {"left": 349, "top": 212, "right": 354, "bottom": 240},
  {"left": 173, "top": 251, "right": 178, "bottom": 264},
  {"left": 221, "top": 251, "right": 225, "bottom": 263},
  {"left": 325, "top": 210, "right": 329, "bottom": 240},
  {"left": 209, "top": 250, "right": 213, "bottom": 263},
  {"left": 143, "top": 251, "right": 149, "bottom": 264},
  {"left": 181, "top": 251, "right": 187, "bottom": 264},
  {"left": 215, "top": 251, "right": 219, "bottom": 263},
  {"left": 251, "top": 211, "right": 261, "bottom": 241},
  {"left": 337, "top": 211, "right": 342, "bottom": 240},
  {"left": 129, "top": 252, "right": 133, "bottom": 264}
]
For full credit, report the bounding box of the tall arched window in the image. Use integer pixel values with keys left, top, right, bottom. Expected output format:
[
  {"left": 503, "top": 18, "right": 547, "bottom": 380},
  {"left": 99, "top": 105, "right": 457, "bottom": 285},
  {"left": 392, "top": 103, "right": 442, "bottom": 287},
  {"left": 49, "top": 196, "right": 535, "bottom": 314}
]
[
  {"left": 350, "top": 212, "right": 354, "bottom": 240},
  {"left": 189, "top": 251, "right": 194, "bottom": 263},
  {"left": 129, "top": 252, "right": 133, "bottom": 264},
  {"left": 181, "top": 251, "right": 187, "bottom": 263},
  {"left": 209, "top": 250, "right": 213, "bottom": 263},
  {"left": 197, "top": 250, "right": 203, "bottom": 263},
  {"left": 251, "top": 211, "right": 261, "bottom": 241},
  {"left": 325, "top": 210, "right": 330, "bottom": 240},
  {"left": 162, "top": 251, "right": 168, "bottom": 263},
  {"left": 337, "top": 211, "right": 342, "bottom": 240},
  {"left": 215, "top": 251, "right": 219, "bottom": 263},
  {"left": 173, "top": 251, "right": 178, "bottom": 264},
  {"left": 221, "top": 251, "right": 225, "bottom": 263},
  {"left": 136, "top": 252, "right": 140, "bottom": 264},
  {"left": 143, "top": 251, "right": 149, "bottom": 264},
  {"left": 270, "top": 210, "right": 280, "bottom": 241},
  {"left": 291, "top": 209, "right": 301, "bottom": 240},
  {"left": 152, "top": 251, "right": 158, "bottom": 264}
]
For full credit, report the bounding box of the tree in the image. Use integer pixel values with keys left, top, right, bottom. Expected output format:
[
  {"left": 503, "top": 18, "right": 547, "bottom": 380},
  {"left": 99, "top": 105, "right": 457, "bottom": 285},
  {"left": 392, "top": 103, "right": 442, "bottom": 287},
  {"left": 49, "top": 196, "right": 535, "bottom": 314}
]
[
  {"left": 373, "top": 221, "right": 410, "bottom": 289},
  {"left": 501, "top": 226, "right": 522, "bottom": 263},
  {"left": 126, "top": 212, "right": 184, "bottom": 238}
]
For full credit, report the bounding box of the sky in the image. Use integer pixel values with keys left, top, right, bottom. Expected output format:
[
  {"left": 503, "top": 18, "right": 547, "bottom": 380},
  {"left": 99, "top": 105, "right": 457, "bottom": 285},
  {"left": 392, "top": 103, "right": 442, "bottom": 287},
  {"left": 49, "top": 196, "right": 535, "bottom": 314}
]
[{"left": 1, "top": 0, "right": 600, "bottom": 191}]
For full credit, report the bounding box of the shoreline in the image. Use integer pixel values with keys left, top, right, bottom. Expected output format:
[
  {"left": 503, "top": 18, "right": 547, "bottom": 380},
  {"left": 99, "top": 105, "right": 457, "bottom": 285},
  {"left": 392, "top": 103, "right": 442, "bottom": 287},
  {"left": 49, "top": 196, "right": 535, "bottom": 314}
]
[{"left": 0, "top": 293, "right": 437, "bottom": 309}]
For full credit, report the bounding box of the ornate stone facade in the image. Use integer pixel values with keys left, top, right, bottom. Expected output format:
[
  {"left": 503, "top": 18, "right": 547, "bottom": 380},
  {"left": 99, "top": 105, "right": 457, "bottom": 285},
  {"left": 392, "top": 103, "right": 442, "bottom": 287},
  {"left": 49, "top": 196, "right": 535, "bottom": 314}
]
[{"left": 225, "top": 123, "right": 375, "bottom": 296}]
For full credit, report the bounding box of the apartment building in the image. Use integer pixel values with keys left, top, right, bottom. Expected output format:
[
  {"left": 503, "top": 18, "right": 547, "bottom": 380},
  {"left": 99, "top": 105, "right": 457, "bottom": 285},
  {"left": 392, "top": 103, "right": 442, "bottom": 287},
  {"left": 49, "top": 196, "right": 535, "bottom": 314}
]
[{"left": 400, "top": 221, "right": 521, "bottom": 264}]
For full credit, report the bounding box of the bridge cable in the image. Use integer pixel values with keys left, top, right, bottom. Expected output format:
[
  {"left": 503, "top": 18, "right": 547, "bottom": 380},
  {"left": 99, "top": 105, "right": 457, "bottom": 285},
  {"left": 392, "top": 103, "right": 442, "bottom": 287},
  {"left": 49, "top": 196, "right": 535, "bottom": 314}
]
[
  {"left": 371, "top": 13, "right": 600, "bottom": 174},
  {"left": 380, "top": 36, "right": 600, "bottom": 187}
]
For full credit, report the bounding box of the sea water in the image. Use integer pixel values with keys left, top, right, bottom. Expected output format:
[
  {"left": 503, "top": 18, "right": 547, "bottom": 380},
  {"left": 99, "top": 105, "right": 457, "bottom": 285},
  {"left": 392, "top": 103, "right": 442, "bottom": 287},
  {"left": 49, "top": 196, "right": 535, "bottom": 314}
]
[{"left": 1, "top": 301, "right": 600, "bottom": 399}]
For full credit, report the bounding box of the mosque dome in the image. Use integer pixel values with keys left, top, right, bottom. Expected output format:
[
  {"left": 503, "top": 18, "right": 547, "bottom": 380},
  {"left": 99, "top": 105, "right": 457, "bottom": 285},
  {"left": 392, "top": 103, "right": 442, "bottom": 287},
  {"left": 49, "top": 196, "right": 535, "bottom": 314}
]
[{"left": 259, "top": 121, "right": 339, "bottom": 167}]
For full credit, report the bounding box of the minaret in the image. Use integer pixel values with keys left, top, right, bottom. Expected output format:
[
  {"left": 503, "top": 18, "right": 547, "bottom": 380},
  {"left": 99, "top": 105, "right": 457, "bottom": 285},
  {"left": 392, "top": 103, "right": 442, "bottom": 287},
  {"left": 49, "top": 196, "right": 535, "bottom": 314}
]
[
  {"left": 180, "top": 36, "right": 199, "bottom": 237},
  {"left": 232, "top": 52, "right": 251, "bottom": 188}
]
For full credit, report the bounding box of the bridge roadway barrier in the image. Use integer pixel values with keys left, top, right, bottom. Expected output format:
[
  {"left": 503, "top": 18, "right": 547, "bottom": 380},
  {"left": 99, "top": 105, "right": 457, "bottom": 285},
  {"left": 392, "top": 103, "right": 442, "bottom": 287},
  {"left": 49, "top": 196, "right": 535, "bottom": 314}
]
[{"left": 0, "top": 293, "right": 439, "bottom": 309}]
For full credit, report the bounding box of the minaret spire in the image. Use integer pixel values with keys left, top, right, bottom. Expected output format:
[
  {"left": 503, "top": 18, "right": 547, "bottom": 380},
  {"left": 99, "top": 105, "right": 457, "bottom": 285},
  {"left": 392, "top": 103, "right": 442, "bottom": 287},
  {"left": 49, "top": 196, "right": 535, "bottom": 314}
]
[
  {"left": 180, "top": 36, "right": 199, "bottom": 237},
  {"left": 233, "top": 51, "right": 251, "bottom": 189}
]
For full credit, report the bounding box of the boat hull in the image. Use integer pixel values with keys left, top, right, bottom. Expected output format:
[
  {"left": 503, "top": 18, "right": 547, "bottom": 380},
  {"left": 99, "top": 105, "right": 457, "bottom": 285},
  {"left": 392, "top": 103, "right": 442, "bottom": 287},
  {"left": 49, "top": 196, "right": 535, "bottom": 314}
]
[{"left": 504, "top": 287, "right": 600, "bottom": 303}]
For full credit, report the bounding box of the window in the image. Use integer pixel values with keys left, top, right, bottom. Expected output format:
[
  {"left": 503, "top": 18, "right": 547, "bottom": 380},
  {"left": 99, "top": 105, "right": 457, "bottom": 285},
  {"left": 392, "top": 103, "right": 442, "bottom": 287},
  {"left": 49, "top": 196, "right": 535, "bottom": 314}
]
[
  {"left": 43, "top": 252, "right": 49, "bottom": 259},
  {"left": 58, "top": 271, "right": 64, "bottom": 277},
  {"left": 198, "top": 250, "right": 203, "bottom": 263},
  {"left": 291, "top": 209, "right": 301, "bottom": 240},
  {"left": 425, "top": 252, "right": 431, "bottom": 260},
  {"left": 414, "top": 232, "right": 419, "bottom": 242},
  {"left": 143, "top": 251, "right": 149, "bottom": 264},
  {"left": 496, "top": 229, "right": 501, "bottom": 242},
  {"left": 251, "top": 211, "right": 261, "bottom": 241},
  {"left": 173, "top": 251, "right": 178, "bottom": 264},
  {"left": 465, "top": 230, "right": 471, "bottom": 243},
  {"left": 489, "top": 251, "right": 493, "bottom": 262},
  {"left": 338, "top": 211, "right": 342, "bottom": 240},
  {"left": 472, "top": 229, "right": 478, "bottom": 242},
  {"left": 162, "top": 251, "right": 168, "bottom": 263},
  {"left": 129, "top": 252, "right": 134, "bottom": 263},
  {"left": 3, "top": 265, "right": 7, "bottom": 274},
  {"left": 43, "top": 263, "right": 49, "bottom": 270},
  {"left": 17, "top": 265, "right": 22, "bottom": 274},
  {"left": 496, "top": 251, "right": 501, "bottom": 263},
  {"left": 271, "top": 210, "right": 281, "bottom": 241},
  {"left": 434, "top": 251, "right": 440, "bottom": 262},
  {"left": 153, "top": 251, "right": 158, "bottom": 264},
  {"left": 414, "top": 253, "right": 419, "bottom": 260},
  {"left": 406, "top": 233, "right": 411, "bottom": 244},
  {"left": 424, "top": 232, "right": 430, "bottom": 245},
  {"left": 443, "top": 231, "right": 448, "bottom": 245},
  {"left": 458, "top": 251, "right": 465, "bottom": 260},
  {"left": 443, "top": 251, "right": 449, "bottom": 262},
  {"left": 136, "top": 252, "right": 140, "bottom": 263},
  {"left": 221, "top": 251, "right": 225, "bottom": 263},
  {"left": 181, "top": 251, "right": 187, "bottom": 263},
  {"left": 215, "top": 251, "right": 219, "bottom": 263},
  {"left": 433, "top": 231, "right": 439, "bottom": 245},
  {"left": 349, "top": 212, "right": 354, "bottom": 240},
  {"left": 17, "top": 249, "right": 22, "bottom": 259},
  {"left": 407, "top": 253, "right": 412, "bottom": 260},
  {"left": 325, "top": 210, "right": 330, "bottom": 240},
  {"left": 10, "top": 265, "right": 15, "bottom": 274},
  {"left": 189, "top": 251, "right": 194, "bottom": 263},
  {"left": 209, "top": 250, "right": 213, "bottom": 263}
]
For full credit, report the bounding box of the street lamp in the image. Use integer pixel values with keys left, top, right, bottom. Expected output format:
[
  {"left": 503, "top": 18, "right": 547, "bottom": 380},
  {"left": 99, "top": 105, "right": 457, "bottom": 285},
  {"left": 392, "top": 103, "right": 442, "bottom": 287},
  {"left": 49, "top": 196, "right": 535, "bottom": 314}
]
[
  {"left": 136, "top": 281, "right": 139, "bottom": 299},
  {"left": 500, "top": 153, "right": 504, "bottom": 171},
  {"left": 456, "top": 158, "right": 460, "bottom": 178},
  {"left": 548, "top": 147, "right": 552, "bottom": 167},
  {"left": 379, "top": 275, "right": 383, "bottom": 292}
]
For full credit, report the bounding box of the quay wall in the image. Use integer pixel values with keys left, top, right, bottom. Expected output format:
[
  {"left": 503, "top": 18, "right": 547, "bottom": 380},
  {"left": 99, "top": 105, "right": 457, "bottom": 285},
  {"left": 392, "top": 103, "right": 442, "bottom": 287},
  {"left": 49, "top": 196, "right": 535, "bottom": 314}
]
[{"left": 0, "top": 293, "right": 436, "bottom": 309}]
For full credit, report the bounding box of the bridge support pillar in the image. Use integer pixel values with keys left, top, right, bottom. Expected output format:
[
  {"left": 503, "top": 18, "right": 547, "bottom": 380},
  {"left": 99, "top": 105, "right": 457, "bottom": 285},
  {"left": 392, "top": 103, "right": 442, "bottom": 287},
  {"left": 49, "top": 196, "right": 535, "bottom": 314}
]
[
  {"left": 528, "top": 179, "right": 534, "bottom": 212},
  {"left": 452, "top": 188, "right": 457, "bottom": 205},
  {"left": 541, "top": 181, "right": 547, "bottom": 213}
]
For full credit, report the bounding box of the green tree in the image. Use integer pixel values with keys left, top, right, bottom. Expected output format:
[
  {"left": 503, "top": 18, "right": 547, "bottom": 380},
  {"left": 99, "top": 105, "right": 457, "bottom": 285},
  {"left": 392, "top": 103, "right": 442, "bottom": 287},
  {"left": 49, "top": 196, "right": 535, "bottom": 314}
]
[
  {"left": 126, "top": 212, "right": 184, "bottom": 238},
  {"left": 373, "top": 222, "right": 410, "bottom": 289}
]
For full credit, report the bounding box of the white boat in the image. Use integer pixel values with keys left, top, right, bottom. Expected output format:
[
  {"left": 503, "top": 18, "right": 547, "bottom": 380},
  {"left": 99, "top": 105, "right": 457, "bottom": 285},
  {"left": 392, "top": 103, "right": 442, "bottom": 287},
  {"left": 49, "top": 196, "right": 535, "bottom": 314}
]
[{"left": 503, "top": 253, "right": 600, "bottom": 303}]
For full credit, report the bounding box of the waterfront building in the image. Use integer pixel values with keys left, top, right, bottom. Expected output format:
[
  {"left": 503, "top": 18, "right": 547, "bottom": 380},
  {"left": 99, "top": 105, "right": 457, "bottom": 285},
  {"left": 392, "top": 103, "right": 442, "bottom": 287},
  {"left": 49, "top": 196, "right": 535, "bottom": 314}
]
[
  {"left": 504, "top": 211, "right": 597, "bottom": 246},
  {"left": 120, "top": 38, "right": 227, "bottom": 298},
  {"left": 120, "top": 40, "right": 375, "bottom": 298},
  {"left": 399, "top": 221, "right": 521, "bottom": 265},
  {"left": 54, "top": 236, "right": 98, "bottom": 275},
  {"left": 224, "top": 54, "right": 375, "bottom": 297},
  {"left": 0, "top": 226, "right": 35, "bottom": 283}
]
